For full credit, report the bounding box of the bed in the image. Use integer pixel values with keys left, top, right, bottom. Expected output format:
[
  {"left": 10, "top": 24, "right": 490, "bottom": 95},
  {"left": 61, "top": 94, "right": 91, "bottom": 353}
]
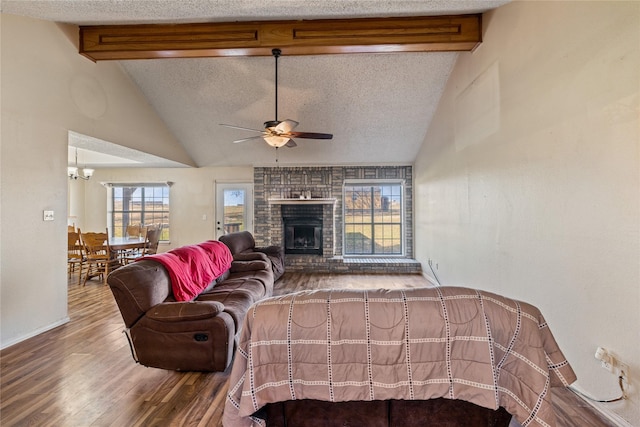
[{"left": 223, "top": 286, "right": 576, "bottom": 427}]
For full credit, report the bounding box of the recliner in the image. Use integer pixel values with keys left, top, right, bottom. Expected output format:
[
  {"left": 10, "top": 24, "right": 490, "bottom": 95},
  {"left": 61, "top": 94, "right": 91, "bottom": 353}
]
[{"left": 219, "top": 231, "right": 285, "bottom": 280}]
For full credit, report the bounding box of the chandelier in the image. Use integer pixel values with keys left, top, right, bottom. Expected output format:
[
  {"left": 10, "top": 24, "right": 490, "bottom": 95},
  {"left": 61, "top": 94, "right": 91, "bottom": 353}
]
[{"left": 68, "top": 147, "right": 94, "bottom": 180}]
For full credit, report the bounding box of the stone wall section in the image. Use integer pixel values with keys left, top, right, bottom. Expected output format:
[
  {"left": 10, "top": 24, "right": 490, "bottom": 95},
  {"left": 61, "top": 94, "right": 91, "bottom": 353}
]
[{"left": 253, "top": 165, "right": 419, "bottom": 273}]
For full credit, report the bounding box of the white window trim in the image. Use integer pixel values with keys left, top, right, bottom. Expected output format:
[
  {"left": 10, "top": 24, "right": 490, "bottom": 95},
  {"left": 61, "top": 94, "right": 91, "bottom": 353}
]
[
  {"left": 342, "top": 179, "right": 406, "bottom": 257},
  {"left": 104, "top": 182, "right": 172, "bottom": 242}
]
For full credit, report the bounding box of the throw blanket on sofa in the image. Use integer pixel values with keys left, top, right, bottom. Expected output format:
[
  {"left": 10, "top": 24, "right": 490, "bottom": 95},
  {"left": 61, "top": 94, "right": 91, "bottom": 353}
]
[
  {"left": 223, "top": 287, "right": 576, "bottom": 427},
  {"left": 141, "top": 240, "right": 232, "bottom": 301}
]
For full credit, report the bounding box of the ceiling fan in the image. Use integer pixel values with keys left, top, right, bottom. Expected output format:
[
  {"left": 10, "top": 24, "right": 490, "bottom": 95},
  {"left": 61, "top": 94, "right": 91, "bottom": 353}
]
[{"left": 220, "top": 48, "right": 333, "bottom": 149}]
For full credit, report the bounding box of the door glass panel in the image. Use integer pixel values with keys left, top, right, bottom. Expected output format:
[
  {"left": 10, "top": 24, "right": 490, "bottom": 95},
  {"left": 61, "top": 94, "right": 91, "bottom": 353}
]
[{"left": 223, "top": 189, "right": 246, "bottom": 234}]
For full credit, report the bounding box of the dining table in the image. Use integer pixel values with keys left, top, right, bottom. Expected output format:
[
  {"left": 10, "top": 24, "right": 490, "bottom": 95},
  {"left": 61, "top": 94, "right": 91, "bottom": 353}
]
[
  {"left": 110, "top": 236, "right": 147, "bottom": 251},
  {"left": 110, "top": 236, "right": 148, "bottom": 263}
]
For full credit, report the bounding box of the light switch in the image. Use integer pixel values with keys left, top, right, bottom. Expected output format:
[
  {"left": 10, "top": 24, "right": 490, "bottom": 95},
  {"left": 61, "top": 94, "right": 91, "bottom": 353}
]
[{"left": 43, "top": 210, "right": 54, "bottom": 221}]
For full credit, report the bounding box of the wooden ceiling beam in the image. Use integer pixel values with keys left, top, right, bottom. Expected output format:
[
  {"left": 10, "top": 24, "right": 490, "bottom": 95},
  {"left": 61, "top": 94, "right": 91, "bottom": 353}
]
[{"left": 79, "top": 14, "right": 481, "bottom": 61}]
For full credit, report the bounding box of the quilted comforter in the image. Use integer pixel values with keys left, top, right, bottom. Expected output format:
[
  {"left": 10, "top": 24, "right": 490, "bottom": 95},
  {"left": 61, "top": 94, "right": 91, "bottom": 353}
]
[{"left": 223, "top": 287, "right": 576, "bottom": 427}]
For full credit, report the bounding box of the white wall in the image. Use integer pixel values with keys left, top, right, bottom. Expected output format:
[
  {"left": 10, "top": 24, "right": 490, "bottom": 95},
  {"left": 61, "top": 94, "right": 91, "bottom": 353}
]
[
  {"left": 0, "top": 14, "right": 194, "bottom": 348},
  {"left": 79, "top": 166, "right": 253, "bottom": 251},
  {"left": 414, "top": 1, "right": 639, "bottom": 424}
]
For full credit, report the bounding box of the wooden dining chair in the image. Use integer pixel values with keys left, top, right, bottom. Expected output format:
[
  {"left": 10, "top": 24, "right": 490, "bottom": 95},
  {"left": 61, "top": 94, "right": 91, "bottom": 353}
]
[
  {"left": 123, "top": 224, "right": 162, "bottom": 263},
  {"left": 81, "top": 229, "right": 120, "bottom": 286},
  {"left": 122, "top": 225, "right": 148, "bottom": 264},
  {"left": 126, "top": 224, "right": 141, "bottom": 238},
  {"left": 67, "top": 230, "right": 85, "bottom": 284},
  {"left": 144, "top": 225, "right": 163, "bottom": 255}
]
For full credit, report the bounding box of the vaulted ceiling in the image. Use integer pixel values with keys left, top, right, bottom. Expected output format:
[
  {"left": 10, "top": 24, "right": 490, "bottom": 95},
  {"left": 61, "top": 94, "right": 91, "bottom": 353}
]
[{"left": 2, "top": 1, "right": 511, "bottom": 168}]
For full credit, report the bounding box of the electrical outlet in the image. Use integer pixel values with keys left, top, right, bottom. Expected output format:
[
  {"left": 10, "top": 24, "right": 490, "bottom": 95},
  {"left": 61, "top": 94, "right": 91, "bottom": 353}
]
[{"left": 595, "top": 347, "right": 614, "bottom": 372}]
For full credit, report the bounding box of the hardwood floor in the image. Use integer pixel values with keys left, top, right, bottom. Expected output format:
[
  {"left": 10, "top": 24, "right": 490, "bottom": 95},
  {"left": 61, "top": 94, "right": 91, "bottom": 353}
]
[{"left": 1, "top": 272, "right": 615, "bottom": 426}]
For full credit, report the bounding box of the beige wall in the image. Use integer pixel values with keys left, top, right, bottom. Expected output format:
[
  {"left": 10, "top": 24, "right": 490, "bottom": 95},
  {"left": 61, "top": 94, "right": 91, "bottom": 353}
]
[
  {"left": 0, "top": 13, "right": 194, "bottom": 348},
  {"left": 414, "top": 1, "right": 639, "bottom": 424},
  {"left": 77, "top": 166, "right": 253, "bottom": 251}
]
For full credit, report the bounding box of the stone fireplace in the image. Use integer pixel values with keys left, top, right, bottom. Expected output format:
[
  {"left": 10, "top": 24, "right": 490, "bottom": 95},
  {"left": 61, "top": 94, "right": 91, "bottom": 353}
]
[{"left": 253, "top": 165, "right": 418, "bottom": 273}]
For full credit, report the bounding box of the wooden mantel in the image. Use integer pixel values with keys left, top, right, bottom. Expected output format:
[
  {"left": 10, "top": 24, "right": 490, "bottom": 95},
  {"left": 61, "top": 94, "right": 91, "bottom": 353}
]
[
  {"left": 268, "top": 198, "right": 337, "bottom": 205},
  {"left": 79, "top": 14, "right": 481, "bottom": 61}
]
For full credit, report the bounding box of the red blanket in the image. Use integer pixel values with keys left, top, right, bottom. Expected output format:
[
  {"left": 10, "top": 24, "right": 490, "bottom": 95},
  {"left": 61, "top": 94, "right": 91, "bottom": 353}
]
[{"left": 140, "top": 240, "right": 233, "bottom": 301}]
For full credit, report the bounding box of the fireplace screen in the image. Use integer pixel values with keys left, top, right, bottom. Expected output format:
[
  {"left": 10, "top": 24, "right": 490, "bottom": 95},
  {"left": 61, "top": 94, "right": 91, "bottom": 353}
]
[
  {"left": 282, "top": 204, "right": 323, "bottom": 255},
  {"left": 284, "top": 219, "right": 322, "bottom": 255}
]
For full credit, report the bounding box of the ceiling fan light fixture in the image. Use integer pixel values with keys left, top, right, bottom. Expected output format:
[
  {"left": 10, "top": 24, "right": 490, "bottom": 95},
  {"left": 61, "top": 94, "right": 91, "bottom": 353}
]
[{"left": 263, "top": 135, "right": 290, "bottom": 148}]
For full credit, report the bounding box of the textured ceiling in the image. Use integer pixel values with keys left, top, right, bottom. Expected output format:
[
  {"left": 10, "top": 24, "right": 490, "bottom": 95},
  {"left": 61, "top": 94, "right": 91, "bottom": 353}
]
[{"left": 2, "top": 0, "right": 511, "bottom": 168}]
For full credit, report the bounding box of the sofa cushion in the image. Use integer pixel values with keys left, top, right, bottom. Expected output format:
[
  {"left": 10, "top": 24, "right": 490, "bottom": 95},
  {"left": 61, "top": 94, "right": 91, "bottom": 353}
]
[
  {"left": 233, "top": 252, "right": 270, "bottom": 262},
  {"left": 198, "top": 289, "right": 257, "bottom": 329},
  {"left": 227, "top": 269, "right": 274, "bottom": 296},
  {"left": 147, "top": 301, "right": 225, "bottom": 322},
  {"left": 230, "top": 259, "right": 271, "bottom": 273},
  {"left": 210, "top": 276, "right": 270, "bottom": 300}
]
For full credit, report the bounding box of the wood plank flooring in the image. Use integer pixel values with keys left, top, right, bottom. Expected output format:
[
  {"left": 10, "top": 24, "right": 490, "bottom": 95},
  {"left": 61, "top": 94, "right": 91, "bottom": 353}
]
[{"left": 1, "top": 272, "right": 616, "bottom": 426}]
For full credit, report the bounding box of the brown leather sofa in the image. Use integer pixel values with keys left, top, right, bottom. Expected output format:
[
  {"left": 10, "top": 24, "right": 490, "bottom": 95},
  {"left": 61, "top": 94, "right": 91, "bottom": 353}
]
[
  {"left": 219, "top": 231, "right": 285, "bottom": 280},
  {"left": 107, "top": 243, "right": 273, "bottom": 372}
]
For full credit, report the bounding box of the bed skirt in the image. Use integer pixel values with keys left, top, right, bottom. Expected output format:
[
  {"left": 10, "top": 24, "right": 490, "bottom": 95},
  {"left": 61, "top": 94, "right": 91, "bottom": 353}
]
[{"left": 262, "top": 397, "right": 512, "bottom": 427}]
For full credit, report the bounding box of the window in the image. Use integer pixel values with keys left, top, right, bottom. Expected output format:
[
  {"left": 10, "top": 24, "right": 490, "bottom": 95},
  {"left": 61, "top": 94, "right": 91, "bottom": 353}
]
[
  {"left": 343, "top": 181, "right": 404, "bottom": 255},
  {"left": 110, "top": 184, "right": 170, "bottom": 241}
]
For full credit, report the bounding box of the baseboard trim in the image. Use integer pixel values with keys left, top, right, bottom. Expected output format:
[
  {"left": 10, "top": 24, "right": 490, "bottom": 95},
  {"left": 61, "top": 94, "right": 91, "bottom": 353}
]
[
  {"left": 1, "top": 317, "right": 70, "bottom": 350},
  {"left": 570, "top": 388, "right": 634, "bottom": 427},
  {"left": 422, "top": 272, "right": 440, "bottom": 287}
]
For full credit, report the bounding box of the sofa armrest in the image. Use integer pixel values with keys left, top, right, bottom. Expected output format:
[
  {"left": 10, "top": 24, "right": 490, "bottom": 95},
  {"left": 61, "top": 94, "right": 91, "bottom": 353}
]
[
  {"left": 230, "top": 259, "right": 271, "bottom": 273},
  {"left": 219, "top": 231, "right": 255, "bottom": 254},
  {"left": 233, "top": 252, "right": 270, "bottom": 263},
  {"left": 146, "top": 301, "right": 224, "bottom": 322},
  {"left": 255, "top": 245, "right": 284, "bottom": 259},
  {"left": 254, "top": 245, "right": 285, "bottom": 281}
]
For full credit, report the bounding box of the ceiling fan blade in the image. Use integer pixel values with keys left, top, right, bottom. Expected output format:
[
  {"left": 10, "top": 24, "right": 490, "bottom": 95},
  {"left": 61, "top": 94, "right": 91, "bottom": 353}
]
[
  {"left": 220, "top": 124, "right": 265, "bottom": 133},
  {"left": 275, "top": 119, "right": 299, "bottom": 134},
  {"left": 285, "top": 139, "right": 297, "bottom": 148},
  {"left": 233, "top": 135, "right": 265, "bottom": 143},
  {"left": 289, "top": 131, "right": 333, "bottom": 140}
]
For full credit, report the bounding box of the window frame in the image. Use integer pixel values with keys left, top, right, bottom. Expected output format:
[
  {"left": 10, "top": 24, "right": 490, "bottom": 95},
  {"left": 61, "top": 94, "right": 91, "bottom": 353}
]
[
  {"left": 107, "top": 182, "right": 171, "bottom": 242},
  {"left": 342, "top": 179, "right": 405, "bottom": 257}
]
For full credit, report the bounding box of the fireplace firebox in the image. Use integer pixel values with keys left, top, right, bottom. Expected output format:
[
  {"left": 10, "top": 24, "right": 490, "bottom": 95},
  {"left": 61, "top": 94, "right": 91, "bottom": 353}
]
[{"left": 282, "top": 205, "right": 323, "bottom": 255}]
